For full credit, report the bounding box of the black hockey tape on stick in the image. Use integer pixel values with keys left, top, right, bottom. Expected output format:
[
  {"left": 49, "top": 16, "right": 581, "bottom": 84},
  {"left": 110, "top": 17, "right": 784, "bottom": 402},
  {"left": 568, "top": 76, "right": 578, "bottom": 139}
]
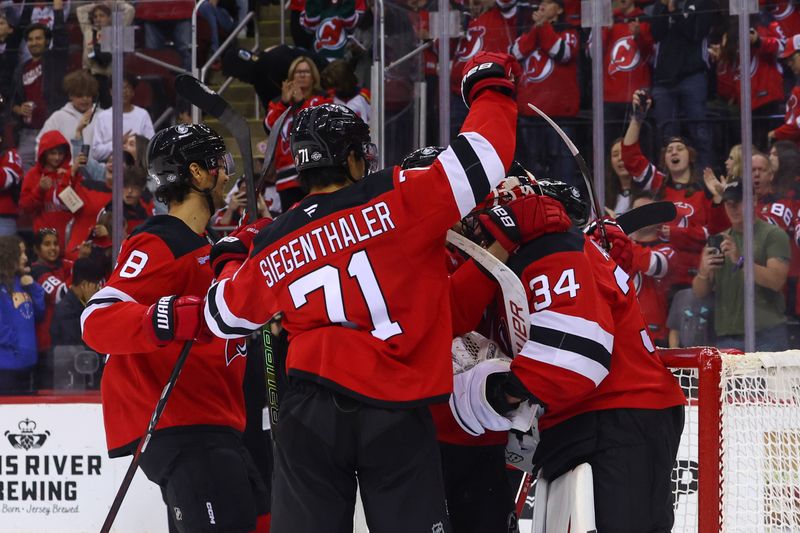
[
  {"left": 446, "top": 230, "right": 529, "bottom": 357},
  {"left": 175, "top": 74, "right": 258, "bottom": 224},
  {"left": 263, "top": 326, "right": 279, "bottom": 428},
  {"left": 100, "top": 340, "right": 194, "bottom": 533},
  {"left": 525, "top": 102, "right": 609, "bottom": 250},
  {"left": 615, "top": 201, "right": 677, "bottom": 235}
]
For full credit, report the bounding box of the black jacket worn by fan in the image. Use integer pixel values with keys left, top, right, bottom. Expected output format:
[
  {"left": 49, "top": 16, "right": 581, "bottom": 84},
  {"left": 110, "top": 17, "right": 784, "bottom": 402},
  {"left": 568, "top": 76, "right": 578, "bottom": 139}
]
[{"left": 650, "top": 0, "right": 714, "bottom": 86}]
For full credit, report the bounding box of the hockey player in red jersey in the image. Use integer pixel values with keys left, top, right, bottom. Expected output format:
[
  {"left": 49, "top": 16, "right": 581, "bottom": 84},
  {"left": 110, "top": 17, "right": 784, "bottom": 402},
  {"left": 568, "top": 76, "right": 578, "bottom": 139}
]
[
  {"left": 449, "top": 172, "right": 687, "bottom": 532},
  {"left": 80, "top": 124, "right": 270, "bottom": 533},
  {"left": 204, "top": 51, "right": 521, "bottom": 532}
]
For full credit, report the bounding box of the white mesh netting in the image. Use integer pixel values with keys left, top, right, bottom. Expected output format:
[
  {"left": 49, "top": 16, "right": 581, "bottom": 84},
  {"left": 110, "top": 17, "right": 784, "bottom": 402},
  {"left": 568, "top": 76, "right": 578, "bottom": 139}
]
[{"left": 671, "top": 350, "right": 800, "bottom": 533}]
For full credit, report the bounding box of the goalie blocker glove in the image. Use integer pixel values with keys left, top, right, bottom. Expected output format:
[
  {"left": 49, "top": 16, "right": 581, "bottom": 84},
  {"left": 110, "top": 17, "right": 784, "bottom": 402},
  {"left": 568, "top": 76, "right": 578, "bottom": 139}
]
[
  {"left": 460, "top": 51, "right": 521, "bottom": 108},
  {"left": 144, "top": 295, "right": 210, "bottom": 346},
  {"left": 478, "top": 194, "right": 572, "bottom": 253},
  {"left": 449, "top": 358, "right": 538, "bottom": 437}
]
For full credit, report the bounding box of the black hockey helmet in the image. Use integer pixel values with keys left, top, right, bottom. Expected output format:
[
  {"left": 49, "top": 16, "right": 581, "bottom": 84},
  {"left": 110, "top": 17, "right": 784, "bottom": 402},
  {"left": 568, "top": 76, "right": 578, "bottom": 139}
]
[
  {"left": 291, "top": 103, "right": 376, "bottom": 173},
  {"left": 146, "top": 124, "right": 235, "bottom": 207},
  {"left": 401, "top": 146, "right": 446, "bottom": 170}
]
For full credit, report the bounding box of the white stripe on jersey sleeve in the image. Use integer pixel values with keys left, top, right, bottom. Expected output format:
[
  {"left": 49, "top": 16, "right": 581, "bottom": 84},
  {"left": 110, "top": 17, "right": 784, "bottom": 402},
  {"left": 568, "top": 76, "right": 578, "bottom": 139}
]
[
  {"left": 438, "top": 131, "right": 505, "bottom": 218},
  {"left": 204, "top": 278, "right": 264, "bottom": 339},
  {"left": 614, "top": 265, "right": 630, "bottom": 295},
  {"left": 461, "top": 131, "right": 505, "bottom": 188},
  {"left": 519, "top": 339, "right": 610, "bottom": 386},
  {"left": 530, "top": 310, "right": 614, "bottom": 356},
  {"left": 80, "top": 286, "right": 137, "bottom": 333},
  {"left": 439, "top": 146, "right": 475, "bottom": 218}
]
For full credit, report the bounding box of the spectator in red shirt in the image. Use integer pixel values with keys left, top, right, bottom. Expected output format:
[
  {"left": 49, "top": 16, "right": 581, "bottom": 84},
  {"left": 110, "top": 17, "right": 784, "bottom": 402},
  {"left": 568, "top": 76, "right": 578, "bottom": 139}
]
[
  {"left": 263, "top": 56, "right": 331, "bottom": 210},
  {"left": 511, "top": 0, "right": 580, "bottom": 188},
  {"left": 9, "top": 0, "right": 68, "bottom": 172},
  {"left": 709, "top": 15, "right": 785, "bottom": 150},
  {"left": 769, "top": 34, "right": 800, "bottom": 146},
  {"left": 0, "top": 129, "right": 22, "bottom": 236},
  {"left": 595, "top": 0, "right": 654, "bottom": 150},
  {"left": 19, "top": 130, "right": 77, "bottom": 251}
]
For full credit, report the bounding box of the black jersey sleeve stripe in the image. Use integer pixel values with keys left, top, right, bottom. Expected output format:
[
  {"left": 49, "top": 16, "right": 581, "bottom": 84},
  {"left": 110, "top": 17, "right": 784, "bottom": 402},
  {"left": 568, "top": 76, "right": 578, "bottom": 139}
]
[
  {"left": 204, "top": 281, "right": 262, "bottom": 338},
  {"left": 438, "top": 132, "right": 505, "bottom": 217},
  {"left": 530, "top": 326, "right": 612, "bottom": 371}
]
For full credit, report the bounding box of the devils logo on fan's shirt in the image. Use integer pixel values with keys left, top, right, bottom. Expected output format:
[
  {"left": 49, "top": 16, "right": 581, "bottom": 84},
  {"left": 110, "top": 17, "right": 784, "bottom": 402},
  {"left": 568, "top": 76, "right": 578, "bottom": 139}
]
[
  {"left": 522, "top": 51, "right": 555, "bottom": 83},
  {"left": 454, "top": 26, "right": 486, "bottom": 63},
  {"left": 608, "top": 36, "right": 642, "bottom": 75},
  {"left": 315, "top": 18, "right": 348, "bottom": 52},
  {"left": 673, "top": 202, "right": 695, "bottom": 229}
]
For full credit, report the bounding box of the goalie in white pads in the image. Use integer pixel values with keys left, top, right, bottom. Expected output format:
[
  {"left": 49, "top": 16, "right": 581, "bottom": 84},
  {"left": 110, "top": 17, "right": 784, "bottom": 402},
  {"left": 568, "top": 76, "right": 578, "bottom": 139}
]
[{"left": 450, "top": 167, "right": 687, "bottom": 532}]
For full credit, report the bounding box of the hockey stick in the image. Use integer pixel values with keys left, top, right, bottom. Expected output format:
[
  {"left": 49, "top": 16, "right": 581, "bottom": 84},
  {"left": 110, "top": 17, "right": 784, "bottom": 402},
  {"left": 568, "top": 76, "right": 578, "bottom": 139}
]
[
  {"left": 256, "top": 106, "right": 292, "bottom": 196},
  {"left": 526, "top": 102, "right": 609, "bottom": 250},
  {"left": 446, "top": 230, "right": 529, "bottom": 357},
  {"left": 175, "top": 74, "right": 258, "bottom": 223},
  {"left": 175, "top": 75, "right": 282, "bottom": 429},
  {"left": 100, "top": 340, "right": 193, "bottom": 533},
  {"left": 615, "top": 200, "right": 677, "bottom": 235}
]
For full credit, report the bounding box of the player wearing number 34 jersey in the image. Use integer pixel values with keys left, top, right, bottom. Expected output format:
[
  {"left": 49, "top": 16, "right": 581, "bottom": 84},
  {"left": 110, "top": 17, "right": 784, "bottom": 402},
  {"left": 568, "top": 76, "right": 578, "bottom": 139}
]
[{"left": 205, "top": 52, "right": 521, "bottom": 533}]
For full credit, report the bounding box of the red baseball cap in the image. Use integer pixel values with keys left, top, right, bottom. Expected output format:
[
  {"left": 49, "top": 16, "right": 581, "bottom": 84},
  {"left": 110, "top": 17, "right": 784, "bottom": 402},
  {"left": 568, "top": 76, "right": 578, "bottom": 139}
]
[{"left": 782, "top": 35, "right": 800, "bottom": 59}]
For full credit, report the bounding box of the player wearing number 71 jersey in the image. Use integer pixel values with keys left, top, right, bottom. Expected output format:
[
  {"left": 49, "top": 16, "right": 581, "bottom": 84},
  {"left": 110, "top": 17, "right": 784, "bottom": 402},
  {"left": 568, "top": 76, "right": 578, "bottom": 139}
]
[{"left": 204, "top": 52, "right": 521, "bottom": 532}]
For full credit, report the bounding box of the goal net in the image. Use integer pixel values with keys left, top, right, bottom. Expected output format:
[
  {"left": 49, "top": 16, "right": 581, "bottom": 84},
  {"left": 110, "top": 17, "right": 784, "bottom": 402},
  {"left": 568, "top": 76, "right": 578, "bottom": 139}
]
[{"left": 664, "top": 347, "right": 800, "bottom": 533}]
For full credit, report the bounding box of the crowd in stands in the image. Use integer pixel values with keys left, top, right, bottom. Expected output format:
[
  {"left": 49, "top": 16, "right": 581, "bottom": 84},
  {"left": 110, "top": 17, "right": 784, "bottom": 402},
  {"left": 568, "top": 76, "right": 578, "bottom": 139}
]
[{"left": 3, "top": 0, "right": 800, "bottom": 395}]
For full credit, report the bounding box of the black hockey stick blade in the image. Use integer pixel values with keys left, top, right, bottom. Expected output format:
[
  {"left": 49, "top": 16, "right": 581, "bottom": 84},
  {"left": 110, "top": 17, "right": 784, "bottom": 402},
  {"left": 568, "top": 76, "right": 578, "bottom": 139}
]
[
  {"left": 175, "top": 74, "right": 258, "bottom": 224},
  {"left": 100, "top": 340, "right": 194, "bottom": 533},
  {"left": 616, "top": 201, "right": 677, "bottom": 235}
]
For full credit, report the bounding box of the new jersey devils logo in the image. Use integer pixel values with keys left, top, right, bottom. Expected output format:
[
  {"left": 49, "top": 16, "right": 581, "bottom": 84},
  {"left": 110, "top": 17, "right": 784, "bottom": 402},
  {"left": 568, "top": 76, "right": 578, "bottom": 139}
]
[
  {"left": 315, "top": 18, "right": 347, "bottom": 52},
  {"left": 225, "top": 339, "right": 247, "bottom": 366},
  {"left": 455, "top": 26, "right": 486, "bottom": 62},
  {"left": 522, "top": 50, "right": 554, "bottom": 83},
  {"left": 608, "top": 36, "right": 641, "bottom": 76},
  {"left": 673, "top": 202, "right": 695, "bottom": 229},
  {"left": 786, "top": 93, "right": 798, "bottom": 125}
]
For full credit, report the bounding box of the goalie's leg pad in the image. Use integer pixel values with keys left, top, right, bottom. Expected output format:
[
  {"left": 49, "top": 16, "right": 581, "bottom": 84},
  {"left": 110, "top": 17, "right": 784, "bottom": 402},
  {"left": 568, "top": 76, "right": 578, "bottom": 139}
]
[
  {"left": 531, "top": 464, "right": 596, "bottom": 533},
  {"left": 139, "top": 431, "right": 269, "bottom": 533}
]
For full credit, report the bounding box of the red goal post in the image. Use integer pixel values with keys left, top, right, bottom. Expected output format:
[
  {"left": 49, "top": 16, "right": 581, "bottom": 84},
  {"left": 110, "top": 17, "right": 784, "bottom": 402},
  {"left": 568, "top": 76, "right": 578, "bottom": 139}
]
[{"left": 660, "top": 346, "right": 800, "bottom": 533}]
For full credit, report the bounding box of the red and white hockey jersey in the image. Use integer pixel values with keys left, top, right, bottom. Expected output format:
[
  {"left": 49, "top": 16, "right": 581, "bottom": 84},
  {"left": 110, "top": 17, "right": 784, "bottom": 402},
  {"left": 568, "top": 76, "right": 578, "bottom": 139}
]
[
  {"left": 629, "top": 240, "right": 673, "bottom": 345},
  {"left": 81, "top": 216, "right": 247, "bottom": 456},
  {"left": 205, "top": 90, "right": 518, "bottom": 406},
  {"left": 513, "top": 23, "right": 580, "bottom": 118},
  {"left": 768, "top": 1, "right": 800, "bottom": 43},
  {"left": 449, "top": 7, "right": 522, "bottom": 95},
  {"left": 31, "top": 258, "right": 73, "bottom": 353},
  {"left": 0, "top": 149, "right": 22, "bottom": 219},
  {"left": 595, "top": 7, "right": 654, "bottom": 104},
  {"left": 773, "top": 85, "right": 800, "bottom": 145},
  {"left": 507, "top": 231, "right": 685, "bottom": 431}
]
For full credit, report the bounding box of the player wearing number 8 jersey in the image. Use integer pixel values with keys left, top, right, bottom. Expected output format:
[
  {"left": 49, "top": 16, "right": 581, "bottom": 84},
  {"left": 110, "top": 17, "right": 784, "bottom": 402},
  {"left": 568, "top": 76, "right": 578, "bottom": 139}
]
[
  {"left": 81, "top": 124, "right": 270, "bottom": 533},
  {"left": 204, "top": 52, "right": 521, "bottom": 532}
]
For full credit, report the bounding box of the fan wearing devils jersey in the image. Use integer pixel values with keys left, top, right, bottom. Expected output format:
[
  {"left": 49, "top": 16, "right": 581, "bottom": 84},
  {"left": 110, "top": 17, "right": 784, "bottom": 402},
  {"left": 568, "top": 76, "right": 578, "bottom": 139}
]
[
  {"left": 511, "top": 0, "right": 580, "bottom": 187},
  {"left": 30, "top": 228, "right": 72, "bottom": 362},
  {"left": 622, "top": 89, "right": 729, "bottom": 293},
  {"left": 80, "top": 124, "right": 270, "bottom": 533},
  {"left": 0, "top": 146, "right": 22, "bottom": 236},
  {"left": 263, "top": 56, "right": 331, "bottom": 209},
  {"left": 205, "top": 52, "right": 520, "bottom": 533},
  {"left": 765, "top": 1, "right": 800, "bottom": 43},
  {"left": 770, "top": 35, "right": 800, "bottom": 145}
]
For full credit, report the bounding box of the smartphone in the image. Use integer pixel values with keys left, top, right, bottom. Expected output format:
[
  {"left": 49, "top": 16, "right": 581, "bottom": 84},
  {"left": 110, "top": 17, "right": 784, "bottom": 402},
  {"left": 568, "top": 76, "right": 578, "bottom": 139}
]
[
  {"left": 707, "top": 234, "right": 724, "bottom": 254},
  {"left": 80, "top": 144, "right": 90, "bottom": 158}
]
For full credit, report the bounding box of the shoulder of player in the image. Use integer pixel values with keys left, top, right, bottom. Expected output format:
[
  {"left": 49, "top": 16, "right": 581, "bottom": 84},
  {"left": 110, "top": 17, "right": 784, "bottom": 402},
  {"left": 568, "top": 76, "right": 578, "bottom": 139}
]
[
  {"left": 251, "top": 168, "right": 396, "bottom": 255},
  {"left": 127, "top": 215, "right": 210, "bottom": 259},
  {"left": 507, "top": 230, "right": 585, "bottom": 277}
]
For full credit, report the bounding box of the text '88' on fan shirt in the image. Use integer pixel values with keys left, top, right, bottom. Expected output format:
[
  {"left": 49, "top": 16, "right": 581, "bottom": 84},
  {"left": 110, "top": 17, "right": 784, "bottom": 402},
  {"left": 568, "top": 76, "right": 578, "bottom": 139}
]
[{"left": 206, "top": 90, "right": 519, "bottom": 407}]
